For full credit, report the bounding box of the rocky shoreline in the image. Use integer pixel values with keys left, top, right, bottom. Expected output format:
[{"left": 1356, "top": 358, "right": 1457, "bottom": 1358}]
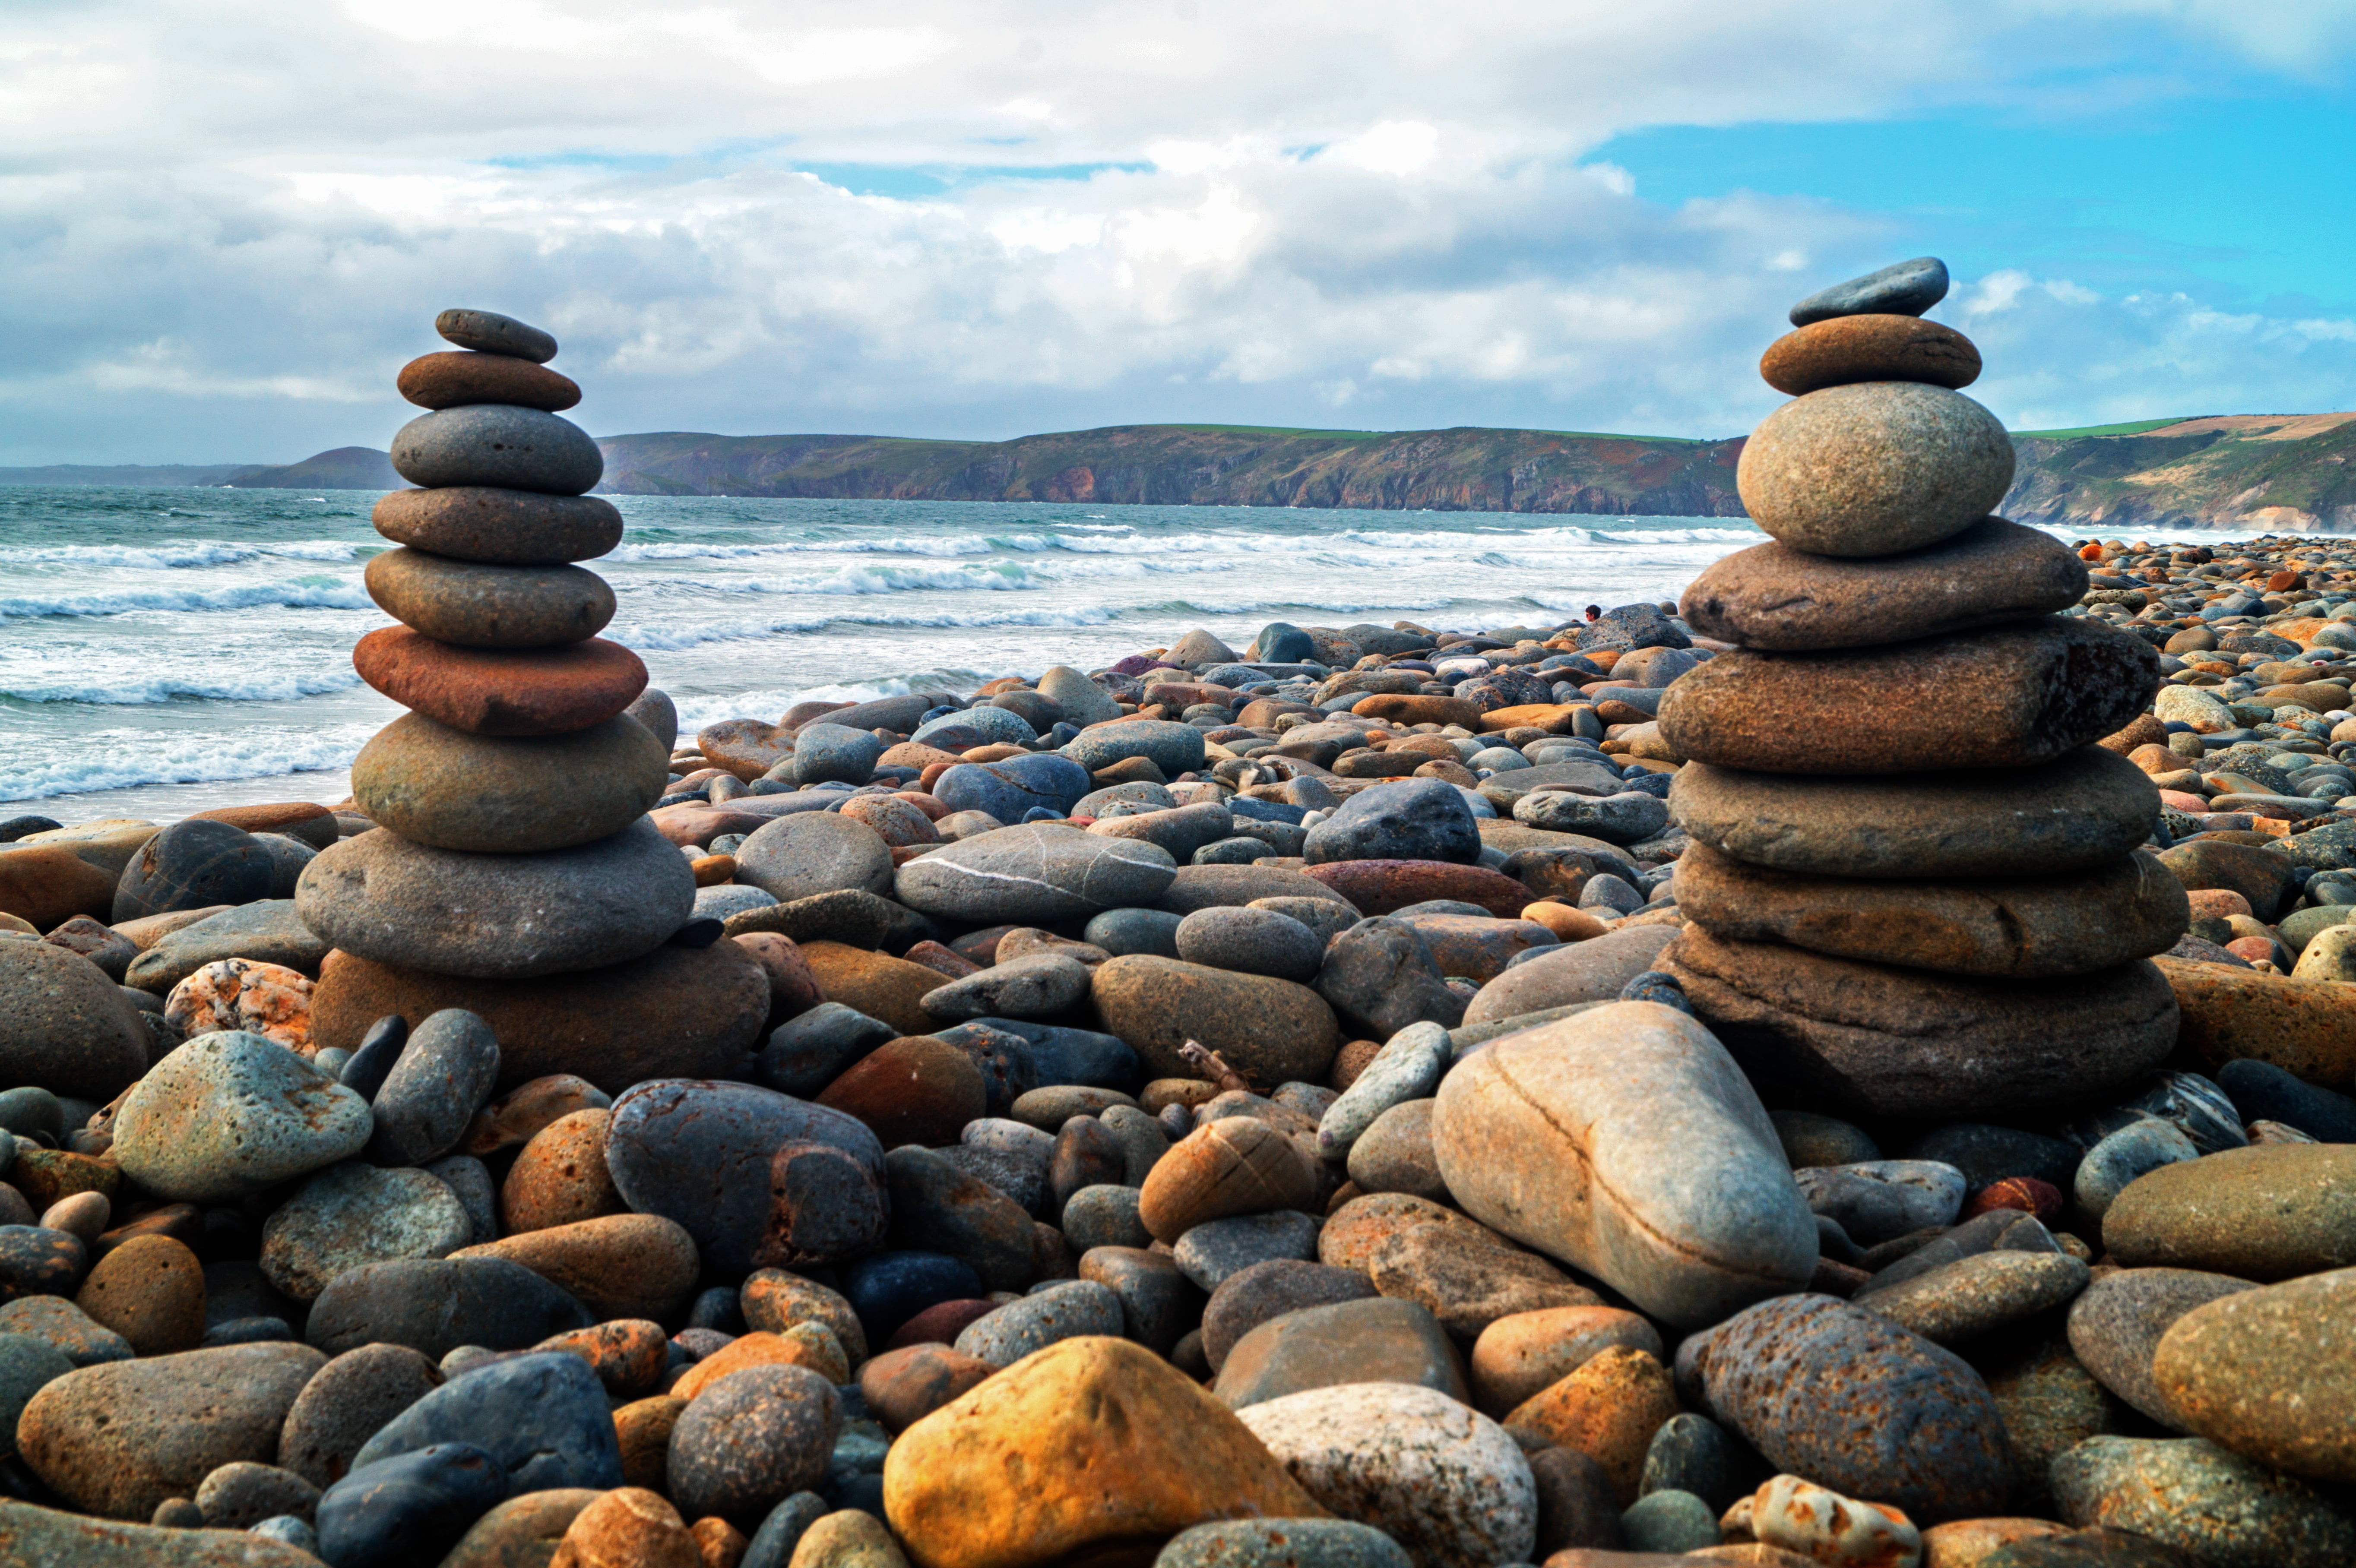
[{"left": 0, "top": 281, "right": 2352, "bottom": 1568}]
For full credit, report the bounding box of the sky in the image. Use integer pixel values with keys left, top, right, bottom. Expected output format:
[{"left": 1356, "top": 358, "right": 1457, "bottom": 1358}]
[{"left": 4, "top": 0, "right": 2356, "bottom": 465}]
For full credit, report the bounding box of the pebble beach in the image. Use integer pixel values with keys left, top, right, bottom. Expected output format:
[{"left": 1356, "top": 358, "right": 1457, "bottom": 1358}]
[{"left": 0, "top": 267, "right": 2353, "bottom": 1568}]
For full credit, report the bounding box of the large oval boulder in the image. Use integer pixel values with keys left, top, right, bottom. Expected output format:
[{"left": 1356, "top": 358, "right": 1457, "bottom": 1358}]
[
  {"left": 0, "top": 939, "right": 151, "bottom": 1101},
  {"left": 894, "top": 824, "right": 1177, "bottom": 925},
  {"left": 112, "top": 1032, "right": 373, "bottom": 1203},
  {"left": 1091, "top": 955, "right": 1341, "bottom": 1084},
  {"left": 1431, "top": 1001, "right": 1815, "bottom": 1327}
]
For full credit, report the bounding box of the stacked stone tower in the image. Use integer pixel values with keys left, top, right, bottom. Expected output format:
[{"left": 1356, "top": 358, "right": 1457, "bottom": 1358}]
[
  {"left": 1654, "top": 259, "right": 2189, "bottom": 1122},
  {"left": 299, "top": 310, "right": 762, "bottom": 1086}
]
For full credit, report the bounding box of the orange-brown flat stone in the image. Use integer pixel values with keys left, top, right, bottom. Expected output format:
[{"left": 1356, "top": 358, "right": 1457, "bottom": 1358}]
[
  {"left": 1759, "top": 313, "right": 1982, "bottom": 396},
  {"left": 353, "top": 626, "right": 646, "bottom": 736},
  {"left": 398, "top": 350, "right": 581, "bottom": 412}
]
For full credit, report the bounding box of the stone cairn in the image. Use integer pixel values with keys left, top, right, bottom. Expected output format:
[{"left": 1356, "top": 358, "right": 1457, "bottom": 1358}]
[
  {"left": 1652, "top": 258, "right": 2190, "bottom": 1124},
  {"left": 296, "top": 310, "right": 717, "bottom": 1071}
]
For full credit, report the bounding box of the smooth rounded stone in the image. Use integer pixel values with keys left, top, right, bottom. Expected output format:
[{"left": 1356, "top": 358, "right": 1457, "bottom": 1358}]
[
  {"left": 2156, "top": 958, "right": 2356, "bottom": 1091},
  {"left": 758, "top": 1003, "right": 896, "bottom": 1098},
  {"left": 1176, "top": 906, "right": 1326, "bottom": 981},
  {"left": 315, "top": 1442, "right": 512, "bottom": 1568},
  {"left": 2157, "top": 842, "right": 2299, "bottom": 924},
  {"left": 896, "top": 823, "right": 1178, "bottom": 925},
  {"left": 111, "top": 818, "right": 272, "bottom": 924},
  {"left": 364, "top": 547, "right": 613, "bottom": 648},
  {"left": 1346, "top": 1099, "right": 1447, "bottom": 1202},
  {"left": 1793, "top": 1161, "right": 1966, "bottom": 1244},
  {"left": 297, "top": 819, "right": 694, "bottom": 980},
  {"left": 921, "top": 954, "right": 1091, "bottom": 1023},
  {"left": 1059, "top": 1185, "right": 1152, "bottom": 1251},
  {"left": 260, "top": 1164, "right": 471, "bottom": 1303},
  {"left": 1671, "top": 747, "right": 2157, "bottom": 882},
  {"left": 0, "top": 1330, "right": 74, "bottom": 1445},
  {"left": 1364, "top": 1217, "right": 1599, "bottom": 1341},
  {"left": 952, "top": 1280, "right": 1124, "bottom": 1367},
  {"left": 890, "top": 1336, "right": 1325, "bottom": 1568},
  {"left": 1139, "top": 1116, "right": 1320, "bottom": 1246},
  {"left": 1047, "top": 1116, "right": 1127, "bottom": 1211},
  {"left": 1789, "top": 256, "right": 1949, "bottom": 326},
  {"left": 1431, "top": 1000, "right": 1813, "bottom": 1328},
  {"left": 2155, "top": 1268, "right": 2356, "bottom": 1485},
  {"left": 371, "top": 486, "right": 624, "bottom": 566},
  {"left": 1100, "top": 1103, "right": 1169, "bottom": 1183},
  {"left": 352, "top": 626, "right": 646, "bottom": 740},
  {"left": 785, "top": 727, "right": 881, "bottom": 793},
  {"left": 391, "top": 405, "right": 602, "bottom": 494},
  {"left": 1174, "top": 1212, "right": 1321, "bottom": 1293},
  {"left": 306, "top": 1256, "right": 593, "bottom": 1360},
  {"left": 193, "top": 1461, "right": 319, "bottom": 1530},
  {"left": 1085, "top": 906, "right": 1187, "bottom": 958},
  {"left": 913, "top": 705, "right": 1036, "bottom": 749},
  {"left": 2216, "top": 1060, "right": 2356, "bottom": 1143},
  {"left": 1060, "top": 718, "right": 1208, "bottom": 775},
  {"left": 842, "top": 1253, "right": 983, "bottom": 1347},
  {"left": 1660, "top": 928, "right": 2178, "bottom": 1121},
  {"left": 2103, "top": 1146, "right": 2356, "bottom": 1280},
  {"left": 1318, "top": 1024, "right": 1447, "bottom": 1161},
  {"left": 1214, "top": 1294, "right": 1467, "bottom": 1411},
  {"left": 398, "top": 347, "right": 580, "bottom": 411},
  {"left": 884, "top": 1146, "right": 1037, "bottom": 1292},
  {"left": 1304, "top": 780, "right": 1480, "bottom": 866},
  {"left": 17, "top": 1341, "right": 326, "bottom": 1518},
  {"left": 816, "top": 1036, "right": 985, "bottom": 1149},
  {"left": 668, "top": 1364, "right": 841, "bottom": 1527},
  {"left": 1512, "top": 790, "right": 1668, "bottom": 847},
  {"left": 1858, "top": 1252, "right": 2091, "bottom": 1345},
  {"left": 0, "top": 939, "right": 151, "bottom": 1100},
  {"left": 1618, "top": 1488, "right": 1717, "bottom": 1553},
  {"left": 1659, "top": 619, "right": 2157, "bottom": 775},
  {"left": 0, "top": 1296, "right": 130, "bottom": 1366},
  {"left": 1765, "top": 1111, "right": 1878, "bottom": 1170},
  {"left": 1738, "top": 380, "right": 2009, "bottom": 556},
  {"left": 73, "top": 1235, "right": 204, "bottom": 1356},
  {"left": 2075, "top": 1120, "right": 2199, "bottom": 1223},
  {"left": 1200, "top": 1261, "right": 1379, "bottom": 1374},
  {"left": 1458, "top": 925, "right": 1677, "bottom": 1027},
  {"left": 1634, "top": 1413, "right": 1742, "bottom": 1516},
  {"left": 112, "top": 1033, "right": 370, "bottom": 1204},
  {"left": 0, "top": 844, "right": 117, "bottom": 931},
  {"left": 1674, "top": 844, "right": 2187, "bottom": 979},
  {"left": 121, "top": 899, "right": 328, "bottom": 996},
  {"left": 435, "top": 1487, "right": 605, "bottom": 1568},
  {"left": 1250, "top": 895, "right": 1361, "bottom": 945},
  {"left": 1692, "top": 1294, "right": 2012, "bottom": 1524},
  {"left": 1682, "top": 517, "right": 2083, "bottom": 654},
  {"left": 1092, "top": 955, "right": 1342, "bottom": 1084},
  {"left": 1237, "top": 1381, "right": 1536, "bottom": 1568},
  {"left": 735, "top": 813, "right": 894, "bottom": 905},
  {"left": 1314, "top": 917, "right": 1465, "bottom": 1039},
  {"left": 1156, "top": 1517, "right": 1412, "bottom": 1568},
  {"left": 700, "top": 886, "right": 782, "bottom": 926},
  {"left": 603, "top": 1079, "right": 883, "bottom": 1277},
  {"left": 350, "top": 1349, "right": 618, "bottom": 1497},
  {"left": 436, "top": 307, "right": 558, "bottom": 362},
  {"left": 278, "top": 1343, "right": 445, "bottom": 1489},
  {"left": 366, "top": 1008, "right": 499, "bottom": 1168},
  {"left": 1760, "top": 310, "right": 1981, "bottom": 395},
  {"left": 1074, "top": 1246, "right": 1198, "bottom": 1355},
  {"left": 859, "top": 1345, "right": 994, "bottom": 1438},
  {"left": 2050, "top": 1435, "right": 2356, "bottom": 1568},
  {"left": 939, "top": 755, "right": 1093, "bottom": 821},
  {"left": 1463, "top": 1305, "right": 1664, "bottom": 1422},
  {"left": 312, "top": 938, "right": 766, "bottom": 1094},
  {"left": 1161, "top": 863, "right": 1358, "bottom": 916}
]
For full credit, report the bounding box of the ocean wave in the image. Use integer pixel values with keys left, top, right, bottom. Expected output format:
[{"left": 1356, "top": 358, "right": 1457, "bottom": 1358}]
[
  {"left": 612, "top": 603, "right": 1121, "bottom": 651},
  {"left": 0, "top": 581, "right": 374, "bottom": 621},
  {"left": 0, "top": 723, "right": 377, "bottom": 801},
  {"left": 0, "top": 538, "right": 367, "bottom": 569},
  {"left": 0, "top": 667, "right": 365, "bottom": 706}
]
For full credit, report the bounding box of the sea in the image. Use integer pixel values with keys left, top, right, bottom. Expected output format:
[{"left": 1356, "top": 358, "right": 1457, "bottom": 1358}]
[{"left": 10, "top": 485, "right": 2195, "bottom": 826}]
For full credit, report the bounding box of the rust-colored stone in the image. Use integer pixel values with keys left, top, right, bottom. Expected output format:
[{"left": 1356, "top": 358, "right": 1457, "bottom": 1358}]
[
  {"left": 1138, "top": 1116, "right": 1318, "bottom": 1244},
  {"left": 549, "top": 1486, "right": 700, "bottom": 1568},
  {"left": 614, "top": 1396, "right": 689, "bottom": 1491},
  {"left": 1758, "top": 313, "right": 1981, "bottom": 396},
  {"left": 815, "top": 1036, "right": 985, "bottom": 1151},
  {"left": 453, "top": 1214, "right": 701, "bottom": 1321},
  {"left": 799, "top": 941, "right": 951, "bottom": 1037},
  {"left": 502, "top": 1109, "right": 625, "bottom": 1233},
  {"left": 2155, "top": 955, "right": 2356, "bottom": 1090},
  {"left": 352, "top": 626, "right": 648, "bottom": 736},
  {"left": 860, "top": 1344, "right": 997, "bottom": 1433},
  {"left": 73, "top": 1234, "right": 205, "bottom": 1356},
  {"left": 1302, "top": 860, "right": 1533, "bottom": 919},
  {"left": 398, "top": 350, "right": 583, "bottom": 413},
  {"left": 0, "top": 847, "right": 117, "bottom": 931},
  {"left": 1502, "top": 1347, "right": 1678, "bottom": 1505},
  {"left": 465, "top": 1074, "right": 612, "bottom": 1157},
  {"left": 535, "top": 1319, "right": 670, "bottom": 1398}
]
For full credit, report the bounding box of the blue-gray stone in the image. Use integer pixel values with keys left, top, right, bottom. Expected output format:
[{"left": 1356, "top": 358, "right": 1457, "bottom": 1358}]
[
  {"left": 306, "top": 1258, "right": 592, "bottom": 1359},
  {"left": 1061, "top": 720, "right": 1209, "bottom": 778},
  {"left": 436, "top": 308, "right": 557, "bottom": 362},
  {"left": 367, "top": 1008, "right": 499, "bottom": 1167},
  {"left": 1303, "top": 778, "right": 1479, "bottom": 866},
  {"left": 1061, "top": 1184, "right": 1152, "bottom": 1250},
  {"left": 1617, "top": 972, "right": 1692, "bottom": 1015},
  {"left": 2217, "top": 1059, "right": 2356, "bottom": 1142},
  {"left": 965, "top": 1017, "right": 1140, "bottom": 1088},
  {"left": 1172, "top": 1211, "right": 1320, "bottom": 1292},
  {"left": 1077, "top": 783, "right": 1178, "bottom": 818},
  {"left": 916, "top": 706, "right": 1036, "bottom": 748},
  {"left": 697, "top": 884, "right": 781, "bottom": 921},
  {"left": 791, "top": 724, "right": 883, "bottom": 786},
  {"left": 316, "top": 1442, "right": 509, "bottom": 1568},
  {"left": 350, "top": 1351, "right": 621, "bottom": 1496},
  {"left": 112, "top": 818, "right": 273, "bottom": 923},
  {"left": 1250, "top": 623, "right": 1319, "bottom": 664},
  {"left": 936, "top": 754, "right": 1093, "bottom": 821},
  {"left": 894, "top": 823, "right": 1177, "bottom": 925},
  {"left": 391, "top": 405, "right": 603, "bottom": 494},
  {"left": 1789, "top": 256, "right": 1950, "bottom": 327},
  {"left": 1619, "top": 1490, "right": 1719, "bottom": 1554},
  {"left": 2075, "top": 1118, "right": 2199, "bottom": 1221},
  {"left": 953, "top": 1280, "right": 1125, "bottom": 1366},
  {"left": 1085, "top": 907, "right": 1185, "bottom": 959},
  {"left": 1229, "top": 797, "right": 1307, "bottom": 826},
  {"left": 759, "top": 1004, "right": 896, "bottom": 1098},
  {"left": 1157, "top": 1519, "right": 1412, "bottom": 1568},
  {"left": 1577, "top": 604, "right": 1689, "bottom": 655},
  {"left": 340, "top": 1017, "right": 408, "bottom": 1104},
  {"left": 0, "top": 1331, "right": 73, "bottom": 1447},
  {"left": 1639, "top": 1413, "right": 1742, "bottom": 1511},
  {"left": 840, "top": 1251, "right": 984, "bottom": 1343},
  {"left": 741, "top": 1492, "right": 830, "bottom": 1568},
  {"left": 1317, "top": 1021, "right": 1448, "bottom": 1160}
]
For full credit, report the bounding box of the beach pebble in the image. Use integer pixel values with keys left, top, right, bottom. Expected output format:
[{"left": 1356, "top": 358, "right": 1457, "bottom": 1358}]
[
  {"left": 111, "top": 1033, "right": 371, "bottom": 1204},
  {"left": 2102, "top": 1144, "right": 2356, "bottom": 1279},
  {"left": 2154, "top": 1267, "right": 2356, "bottom": 1485},
  {"left": 1314, "top": 919, "right": 1464, "bottom": 1038},
  {"left": 1093, "top": 955, "right": 1341, "bottom": 1085},
  {"left": 111, "top": 818, "right": 273, "bottom": 924},
  {"left": 391, "top": 405, "right": 603, "bottom": 494},
  {"left": 436, "top": 307, "right": 557, "bottom": 361},
  {"left": 277, "top": 1342, "right": 446, "bottom": 1489},
  {"left": 260, "top": 1163, "right": 472, "bottom": 1303},
  {"left": 2049, "top": 1435, "right": 2356, "bottom": 1568},
  {"left": 1173, "top": 1211, "right": 1320, "bottom": 1292},
  {"left": 2067, "top": 1264, "right": 2257, "bottom": 1424},
  {"left": 351, "top": 1349, "right": 619, "bottom": 1495},
  {"left": 1175, "top": 906, "right": 1325, "bottom": 980},
  {"left": 317, "top": 1442, "right": 510, "bottom": 1568},
  {"left": 1793, "top": 1160, "right": 1966, "bottom": 1244},
  {"left": 895, "top": 823, "right": 1177, "bottom": 924},
  {"left": 364, "top": 548, "right": 613, "bottom": 648},
  {"left": 305, "top": 1256, "right": 593, "bottom": 1360},
  {"left": 1789, "top": 256, "right": 1949, "bottom": 325},
  {"left": 371, "top": 486, "right": 624, "bottom": 565},
  {"left": 72, "top": 1235, "right": 205, "bottom": 1357},
  {"left": 1303, "top": 780, "right": 1480, "bottom": 866}
]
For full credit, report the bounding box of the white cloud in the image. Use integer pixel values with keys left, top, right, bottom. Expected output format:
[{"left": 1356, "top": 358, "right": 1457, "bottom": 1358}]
[{"left": 1, "top": 0, "right": 2353, "bottom": 462}]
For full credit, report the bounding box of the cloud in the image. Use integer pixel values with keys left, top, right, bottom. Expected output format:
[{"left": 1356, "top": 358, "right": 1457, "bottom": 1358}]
[{"left": 3, "top": 0, "right": 2353, "bottom": 462}]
